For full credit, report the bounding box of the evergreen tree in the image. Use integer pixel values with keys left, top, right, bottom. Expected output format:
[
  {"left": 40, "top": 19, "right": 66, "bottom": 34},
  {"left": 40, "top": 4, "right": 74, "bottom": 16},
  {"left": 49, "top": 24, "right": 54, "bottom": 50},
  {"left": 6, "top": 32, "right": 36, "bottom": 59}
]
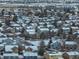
[
  {"left": 0, "top": 23, "right": 2, "bottom": 27},
  {"left": 69, "top": 27, "right": 72, "bottom": 34},
  {"left": 13, "top": 14, "right": 18, "bottom": 22},
  {"left": 1, "top": 9, "right": 5, "bottom": 16},
  {"left": 47, "top": 39, "right": 52, "bottom": 49},
  {"left": 8, "top": 12, "right": 11, "bottom": 16},
  {"left": 38, "top": 40, "right": 45, "bottom": 56}
]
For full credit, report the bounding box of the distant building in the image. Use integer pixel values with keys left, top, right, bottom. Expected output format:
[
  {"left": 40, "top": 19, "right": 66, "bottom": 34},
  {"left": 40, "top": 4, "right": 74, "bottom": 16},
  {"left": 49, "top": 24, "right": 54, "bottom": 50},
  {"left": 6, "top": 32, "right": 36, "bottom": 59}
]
[{"left": 0, "top": 0, "right": 79, "bottom": 3}]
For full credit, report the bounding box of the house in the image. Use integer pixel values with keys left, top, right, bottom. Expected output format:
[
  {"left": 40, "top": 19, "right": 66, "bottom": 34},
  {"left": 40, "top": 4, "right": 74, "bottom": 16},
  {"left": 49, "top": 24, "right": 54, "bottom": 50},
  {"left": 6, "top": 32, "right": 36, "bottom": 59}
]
[{"left": 44, "top": 51, "right": 79, "bottom": 59}]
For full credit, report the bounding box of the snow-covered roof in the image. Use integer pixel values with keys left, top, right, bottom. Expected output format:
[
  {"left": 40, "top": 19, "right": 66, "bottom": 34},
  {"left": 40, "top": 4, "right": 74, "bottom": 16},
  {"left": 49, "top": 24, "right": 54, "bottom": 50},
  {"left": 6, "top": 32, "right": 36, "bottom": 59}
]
[
  {"left": 65, "top": 41, "right": 77, "bottom": 45},
  {"left": 71, "top": 26, "right": 78, "bottom": 29},
  {"left": 47, "top": 24, "right": 53, "bottom": 28},
  {"left": 27, "top": 40, "right": 40, "bottom": 46},
  {"left": 51, "top": 29, "right": 58, "bottom": 32},
  {"left": 10, "top": 24, "right": 20, "bottom": 27},
  {"left": 48, "top": 51, "right": 79, "bottom": 56},
  {"left": 4, "top": 53, "right": 18, "bottom": 56},
  {"left": 67, "top": 51, "right": 79, "bottom": 55},
  {"left": 25, "top": 46, "right": 38, "bottom": 51},
  {"left": 39, "top": 28, "right": 49, "bottom": 32},
  {"left": 49, "top": 52, "right": 62, "bottom": 56},
  {"left": 26, "top": 29, "right": 36, "bottom": 34},
  {"left": 27, "top": 39, "right": 60, "bottom": 46},
  {"left": 24, "top": 52, "right": 38, "bottom": 56},
  {"left": 0, "top": 44, "right": 4, "bottom": 47},
  {"left": 62, "top": 27, "right": 70, "bottom": 30},
  {"left": 5, "top": 45, "right": 18, "bottom": 52}
]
